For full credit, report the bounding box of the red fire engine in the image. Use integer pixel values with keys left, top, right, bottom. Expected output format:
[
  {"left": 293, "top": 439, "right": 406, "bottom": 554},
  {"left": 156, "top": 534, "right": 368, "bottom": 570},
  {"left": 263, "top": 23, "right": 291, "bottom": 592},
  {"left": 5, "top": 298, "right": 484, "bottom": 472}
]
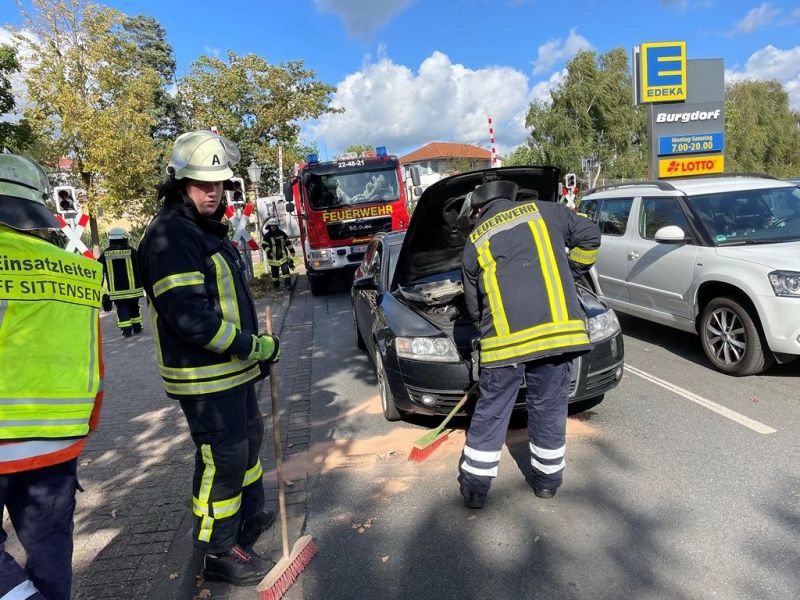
[{"left": 284, "top": 146, "right": 410, "bottom": 295}]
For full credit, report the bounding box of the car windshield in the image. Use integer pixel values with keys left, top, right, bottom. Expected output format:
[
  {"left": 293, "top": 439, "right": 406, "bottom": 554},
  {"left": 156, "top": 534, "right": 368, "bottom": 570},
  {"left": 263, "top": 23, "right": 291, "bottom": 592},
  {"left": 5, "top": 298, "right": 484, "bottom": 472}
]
[
  {"left": 686, "top": 186, "right": 800, "bottom": 245},
  {"left": 306, "top": 167, "right": 399, "bottom": 210}
]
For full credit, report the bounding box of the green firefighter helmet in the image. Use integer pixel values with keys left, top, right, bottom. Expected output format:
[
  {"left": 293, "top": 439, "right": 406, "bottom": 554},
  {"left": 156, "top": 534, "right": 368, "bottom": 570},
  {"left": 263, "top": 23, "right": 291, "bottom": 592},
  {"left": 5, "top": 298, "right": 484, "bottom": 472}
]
[
  {"left": 167, "top": 130, "right": 241, "bottom": 182},
  {"left": 107, "top": 227, "right": 128, "bottom": 241},
  {"left": 0, "top": 153, "right": 59, "bottom": 231}
]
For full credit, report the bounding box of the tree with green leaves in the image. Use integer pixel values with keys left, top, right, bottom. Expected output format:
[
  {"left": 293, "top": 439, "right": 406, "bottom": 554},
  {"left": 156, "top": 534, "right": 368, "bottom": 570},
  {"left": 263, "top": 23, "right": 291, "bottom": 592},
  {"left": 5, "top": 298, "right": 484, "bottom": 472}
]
[
  {"left": 17, "top": 0, "right": 165, "bottom": 250},
  {"left": 343, "top": 144, "right": 375, "bottom": 155},
  {"left": 178, "top": 51, "right": 339, "bottom": 194},
  {"left": 0, "top": 43, "right": 33, "bottom": 152},
  {"left": 508, "top": 48, "right": 647, "bottom": 182},
  {"left": 725, "top": 79, "right": 800, "bottom": 177}
]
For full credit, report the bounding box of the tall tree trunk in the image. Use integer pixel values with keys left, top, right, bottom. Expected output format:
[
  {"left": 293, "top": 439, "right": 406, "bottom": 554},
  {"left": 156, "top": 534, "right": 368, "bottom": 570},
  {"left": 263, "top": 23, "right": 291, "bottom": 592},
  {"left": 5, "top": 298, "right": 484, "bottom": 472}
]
[{"left": 81, "top": 170, "right": 101, "bottom": 256}]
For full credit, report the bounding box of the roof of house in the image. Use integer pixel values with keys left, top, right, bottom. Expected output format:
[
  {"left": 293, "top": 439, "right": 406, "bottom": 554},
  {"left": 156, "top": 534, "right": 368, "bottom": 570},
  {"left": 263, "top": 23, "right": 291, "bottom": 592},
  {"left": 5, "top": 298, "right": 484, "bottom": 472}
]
[{"left": 399, "top": 142, "right": 493, "bottom": 163}]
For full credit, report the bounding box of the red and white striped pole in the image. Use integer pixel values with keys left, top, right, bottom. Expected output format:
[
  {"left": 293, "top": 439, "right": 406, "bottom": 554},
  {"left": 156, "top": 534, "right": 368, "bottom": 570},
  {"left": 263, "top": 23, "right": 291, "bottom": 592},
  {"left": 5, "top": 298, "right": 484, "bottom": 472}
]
[{"left": 488, "top": 116, "right": 497, "bottom": 167}]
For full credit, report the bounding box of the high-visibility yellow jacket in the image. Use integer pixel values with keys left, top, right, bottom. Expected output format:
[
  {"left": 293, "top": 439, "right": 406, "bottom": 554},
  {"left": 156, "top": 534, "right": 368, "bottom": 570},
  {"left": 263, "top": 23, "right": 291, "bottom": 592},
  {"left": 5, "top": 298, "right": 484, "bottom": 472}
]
[
  {"left": 0, "top": 225, "right": 104, "bottom": 474},
  {"left": 463, "top": 198, "right": 601, "bottom": 367},
  {"left": 98, "top": 239, "right": 143, "bottom": 300}
]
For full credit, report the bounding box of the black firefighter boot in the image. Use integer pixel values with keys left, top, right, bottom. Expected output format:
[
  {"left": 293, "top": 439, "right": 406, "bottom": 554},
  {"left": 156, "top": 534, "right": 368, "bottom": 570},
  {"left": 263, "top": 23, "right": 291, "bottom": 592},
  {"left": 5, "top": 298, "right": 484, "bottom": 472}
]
[
  {"left": 132, "top": 323, "right": 143, "bottom": 334},
  {"left": 203, "top": 544, "right": 272, "bottom": 585},
  {"left": 121, "top": 327, "right": 133, "bottom": 338},
  {"left": 238, "top": 509, "right": 276, "bottom": 548}
]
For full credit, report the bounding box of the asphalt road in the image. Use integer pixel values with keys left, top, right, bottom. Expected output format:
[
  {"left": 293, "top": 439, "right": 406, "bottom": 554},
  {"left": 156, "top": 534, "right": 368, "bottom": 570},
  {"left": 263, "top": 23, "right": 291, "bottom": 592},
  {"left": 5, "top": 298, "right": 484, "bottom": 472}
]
[{"left": 294, "top": 285, "right": 799, "bottom": 600}]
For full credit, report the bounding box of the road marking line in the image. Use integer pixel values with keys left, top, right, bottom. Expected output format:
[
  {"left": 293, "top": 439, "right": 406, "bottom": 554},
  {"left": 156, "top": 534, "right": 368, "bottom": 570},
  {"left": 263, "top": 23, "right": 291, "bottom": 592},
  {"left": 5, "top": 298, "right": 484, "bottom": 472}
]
[{"left": 625, "top": 364, "right": 777, "bottom": 435}]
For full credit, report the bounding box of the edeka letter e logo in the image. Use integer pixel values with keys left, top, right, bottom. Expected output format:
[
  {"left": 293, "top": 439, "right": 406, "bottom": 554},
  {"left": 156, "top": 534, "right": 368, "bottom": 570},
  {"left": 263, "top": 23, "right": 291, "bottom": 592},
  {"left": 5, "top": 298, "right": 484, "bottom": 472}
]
[{"left": 641, "top": 41, "right": 687, "bottom": 103}]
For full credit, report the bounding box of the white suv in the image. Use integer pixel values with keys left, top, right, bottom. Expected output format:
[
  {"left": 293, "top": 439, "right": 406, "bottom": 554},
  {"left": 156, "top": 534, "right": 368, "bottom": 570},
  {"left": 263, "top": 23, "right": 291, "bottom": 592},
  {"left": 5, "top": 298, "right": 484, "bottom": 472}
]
[{"left": 580, "top": 175, "right": 800, "bottom": 376}]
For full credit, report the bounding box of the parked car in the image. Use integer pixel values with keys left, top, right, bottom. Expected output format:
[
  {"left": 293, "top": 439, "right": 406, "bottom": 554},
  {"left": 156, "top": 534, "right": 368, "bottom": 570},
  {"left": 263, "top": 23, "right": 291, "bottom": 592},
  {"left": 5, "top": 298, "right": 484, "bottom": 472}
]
[
  {"left": 580, "top": 174, "right": 800, "bottom": 376},
  {"left": 351, "top": 167, "right": 624, "bottom": 422}
]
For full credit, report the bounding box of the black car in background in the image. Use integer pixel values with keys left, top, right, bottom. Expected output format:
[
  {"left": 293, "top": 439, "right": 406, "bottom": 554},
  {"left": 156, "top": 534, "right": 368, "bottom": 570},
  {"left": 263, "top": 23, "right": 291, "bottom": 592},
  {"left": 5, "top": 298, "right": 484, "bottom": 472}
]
[{"left": 350, "top": 167, "right": 624, "bottom": 421}]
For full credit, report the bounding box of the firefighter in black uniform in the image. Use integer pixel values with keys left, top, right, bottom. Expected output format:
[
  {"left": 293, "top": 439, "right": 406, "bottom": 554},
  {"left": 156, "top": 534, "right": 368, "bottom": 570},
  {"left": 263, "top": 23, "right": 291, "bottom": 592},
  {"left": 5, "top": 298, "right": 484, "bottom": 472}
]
[
  {"left": 261, "top": 217, "right": 295, "bottom": 290},
  {"left": 137, "top": 131, "right": 279, "bottom": 585},
  {"left": 458, "top": 180, "right": 601, "bottom": 509},
  {"left": 98, "top": 227, "right": 144, "bottom": 336}
]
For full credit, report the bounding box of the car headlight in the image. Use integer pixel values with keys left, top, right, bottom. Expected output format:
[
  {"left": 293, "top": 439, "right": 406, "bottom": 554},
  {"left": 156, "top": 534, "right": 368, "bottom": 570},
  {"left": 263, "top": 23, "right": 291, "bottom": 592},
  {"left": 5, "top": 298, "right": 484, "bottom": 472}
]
[
  {"left": 768, "top": 271, "right": 800, "bottom": 297},
  {"left": 395, "top": 336, "right": 461, "bottom": 362},
  {"left": 587, "top": 310, "right": 620, "bottom": 343}
]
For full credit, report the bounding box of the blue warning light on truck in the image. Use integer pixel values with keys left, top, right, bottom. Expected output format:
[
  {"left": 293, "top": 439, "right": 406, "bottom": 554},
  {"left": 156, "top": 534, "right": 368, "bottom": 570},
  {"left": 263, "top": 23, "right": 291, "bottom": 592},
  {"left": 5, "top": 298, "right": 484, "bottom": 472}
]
[{"left": 659, "top": 133, "right": 724, "bottom": 156}]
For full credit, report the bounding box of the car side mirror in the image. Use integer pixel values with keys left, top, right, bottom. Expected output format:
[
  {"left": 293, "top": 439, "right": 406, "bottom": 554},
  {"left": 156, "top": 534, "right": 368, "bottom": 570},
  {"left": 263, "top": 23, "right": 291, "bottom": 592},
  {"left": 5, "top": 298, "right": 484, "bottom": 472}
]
[
  {"left": 410, "top": 166, "right": 421, "bottom": 186},
  {"left": 283, "top": 182, "right": 293, "bottom": 204},
  {"left": 654, "top": 225, "right": 687, "bottom": 244},
  {"left": 285, "top": 201, "right": 295, "bottom": 214},
  {"left": 353, "top": 276, "right": 377, "bottom": 291}
]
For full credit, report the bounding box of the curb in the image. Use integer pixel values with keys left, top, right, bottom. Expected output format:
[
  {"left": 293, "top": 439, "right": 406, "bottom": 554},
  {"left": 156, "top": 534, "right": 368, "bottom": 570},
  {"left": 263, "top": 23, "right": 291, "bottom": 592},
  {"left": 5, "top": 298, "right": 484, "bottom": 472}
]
[{"left": 146, "top": 276, "right": 298, "bottom": 600}]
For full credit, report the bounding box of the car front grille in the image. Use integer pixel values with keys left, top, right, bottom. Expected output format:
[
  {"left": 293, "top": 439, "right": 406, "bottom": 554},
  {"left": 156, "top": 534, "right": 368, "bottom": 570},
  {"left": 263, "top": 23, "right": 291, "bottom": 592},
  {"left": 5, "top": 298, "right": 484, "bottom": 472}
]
[
  {"left": 584, "top": 362, "right": 622, "bottom": 395},
  {"left": 326, "top": 216, "right": 392, "bottom": 241}
]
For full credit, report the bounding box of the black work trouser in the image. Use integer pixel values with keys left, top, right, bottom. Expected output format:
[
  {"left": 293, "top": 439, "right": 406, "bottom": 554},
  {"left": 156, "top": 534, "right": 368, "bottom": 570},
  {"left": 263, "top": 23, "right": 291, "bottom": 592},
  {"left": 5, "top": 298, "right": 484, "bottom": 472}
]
[
  {"left": 0, "top": 458, "right": 78, "bottom": 600},
  {"left": 113, "top": 298, "right": 142, "bottom": 333},
  {"left": 179, "top": 384, "right": 266, "bottom": 554},
  {"left": 459, "top": 355, "right": 573, "bottom": 494},
  {"left": 269, "top": 261, "right": 291, "bottom": 286}
]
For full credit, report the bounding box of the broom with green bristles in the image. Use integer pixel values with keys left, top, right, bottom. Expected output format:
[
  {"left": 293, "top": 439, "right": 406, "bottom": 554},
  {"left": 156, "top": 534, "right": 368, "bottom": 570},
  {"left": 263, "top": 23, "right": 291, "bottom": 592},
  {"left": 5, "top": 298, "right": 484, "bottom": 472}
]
[{"left": 408, "top": 383, "right": 477, "bottom": 463}]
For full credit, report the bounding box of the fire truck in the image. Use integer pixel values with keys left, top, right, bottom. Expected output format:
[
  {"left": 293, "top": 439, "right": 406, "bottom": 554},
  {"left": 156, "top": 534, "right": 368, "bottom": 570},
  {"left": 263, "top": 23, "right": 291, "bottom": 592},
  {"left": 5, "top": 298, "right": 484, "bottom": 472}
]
[{"left": 284, "top": 146, "right": 411, "bottom": 295}]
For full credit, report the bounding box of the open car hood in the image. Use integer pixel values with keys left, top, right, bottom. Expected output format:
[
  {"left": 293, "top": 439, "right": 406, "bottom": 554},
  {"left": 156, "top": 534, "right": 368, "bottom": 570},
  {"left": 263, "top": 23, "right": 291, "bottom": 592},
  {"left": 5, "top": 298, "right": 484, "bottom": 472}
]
[{"left": 393, "top": 166, "right": 561, "bottom": 287}]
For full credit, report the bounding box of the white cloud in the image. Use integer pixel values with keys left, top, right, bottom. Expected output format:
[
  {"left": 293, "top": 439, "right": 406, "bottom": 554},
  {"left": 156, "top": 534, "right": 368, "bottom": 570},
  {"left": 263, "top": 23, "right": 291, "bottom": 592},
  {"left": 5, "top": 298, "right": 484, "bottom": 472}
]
[
  {"left": 729, "top": 3, "right": 780, "bottom": 35},
  {"left": 0, "top": 26, "right": 37, "bottom": 118},
  {"left": 203, "top": 45, "right": 220, "bottom": 58},
  {"left": 314, "top": 0, "right": 413, "bottom": 41},
  {"left": 531, "top": 69, "right": 566, "bottom": 104},
  {"left": 726, "top": 45, "right": 800, "bottom": 108},
  {"left": 532, "top": 29, "right": 592, "bottom": 75},
  {"left": 308, "top": 51, "right": 540, "bottom": 155}
]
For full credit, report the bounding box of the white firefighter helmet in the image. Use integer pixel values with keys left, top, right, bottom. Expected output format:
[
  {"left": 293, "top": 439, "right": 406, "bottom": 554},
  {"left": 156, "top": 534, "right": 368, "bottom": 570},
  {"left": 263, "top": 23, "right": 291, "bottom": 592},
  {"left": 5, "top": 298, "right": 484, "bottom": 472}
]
[
  {"left": 266, "top": 217, "right": 279, "bottom": 227},
  {"left": 167, "top": 130, "right": 241, "bottom": 182},
  {"left": 0, "top": 154, "right": 58, "bottom": 231},
  {"left": 107, "top": 227, "right": 128, "bottom": 241}
]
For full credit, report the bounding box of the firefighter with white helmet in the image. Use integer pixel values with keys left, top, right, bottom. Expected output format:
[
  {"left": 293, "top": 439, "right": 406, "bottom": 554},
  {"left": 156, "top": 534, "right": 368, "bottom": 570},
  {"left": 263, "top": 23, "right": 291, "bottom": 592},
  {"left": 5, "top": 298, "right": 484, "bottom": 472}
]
[
  {"left": 98, "top": 227, "right": 144, "bottom": 336},
  {"left": 137, "top": 130, "right": 278, "bottom": 585},
  {"left": 0, "top": 154, "right": 104, "bottom": 600},
  {"left": 261, "top": 216, "right": 295, "bottom": 290}
]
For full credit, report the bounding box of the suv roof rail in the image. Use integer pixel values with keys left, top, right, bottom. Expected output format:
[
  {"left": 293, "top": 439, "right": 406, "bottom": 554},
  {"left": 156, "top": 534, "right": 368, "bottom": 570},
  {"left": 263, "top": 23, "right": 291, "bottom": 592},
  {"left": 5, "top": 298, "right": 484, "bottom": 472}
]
[
  {"left": 587, "top": 180, "right": 677, "bottom": 195},
  {"left": 688, "top": 172, "right": 780, "bottom": 181}
]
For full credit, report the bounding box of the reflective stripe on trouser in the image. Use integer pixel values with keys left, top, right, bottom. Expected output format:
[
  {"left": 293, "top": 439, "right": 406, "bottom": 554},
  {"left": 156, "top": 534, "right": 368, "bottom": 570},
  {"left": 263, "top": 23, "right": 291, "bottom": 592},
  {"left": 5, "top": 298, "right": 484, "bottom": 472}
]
[
  {"left": 179, "top": 384, "right": 265, "bottom": 553},
  {"left": 459, "top": 356, "right": 573, "bottom": 494},
  {"left": 525, "top": 356, "right": 572, "bottom": 489},
  {"left": 270, "top": 263, "right": 290, "bottom": 284},
  {"left": 0, "top": 458, "right": 78, "bottom": 600},
  {"left": 459, "top": 364, "right": 524, "bottom": 495},
  {"left": 113, "top": 298, "right": 140, "bottom": 333}
]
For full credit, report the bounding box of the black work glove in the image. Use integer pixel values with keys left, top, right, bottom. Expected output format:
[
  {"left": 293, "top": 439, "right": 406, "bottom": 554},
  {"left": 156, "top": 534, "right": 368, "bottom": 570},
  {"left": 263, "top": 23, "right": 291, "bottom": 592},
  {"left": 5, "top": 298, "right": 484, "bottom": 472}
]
[{"left": 102, "top": 294, "right": 112, "bottom": 312}]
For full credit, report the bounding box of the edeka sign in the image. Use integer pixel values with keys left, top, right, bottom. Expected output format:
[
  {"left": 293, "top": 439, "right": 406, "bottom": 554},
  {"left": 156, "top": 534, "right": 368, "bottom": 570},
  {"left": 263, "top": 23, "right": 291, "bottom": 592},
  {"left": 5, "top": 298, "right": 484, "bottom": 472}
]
[
  {"left": 641, "top": 41, "right": 687, "bottom": 103},
  {"left": 658, "top": 155, "right": 724, "bottom": 178}
]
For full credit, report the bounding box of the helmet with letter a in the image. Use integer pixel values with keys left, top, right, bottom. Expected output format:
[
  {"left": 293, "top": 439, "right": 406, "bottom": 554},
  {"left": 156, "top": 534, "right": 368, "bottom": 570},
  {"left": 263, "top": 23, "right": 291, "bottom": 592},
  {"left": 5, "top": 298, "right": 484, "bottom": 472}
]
[
  {"left": 0, "top": 153, "right": 59, "bottom": 231},
  {"left": 166, "top": 130, "right": 241, "bottom": 182}
]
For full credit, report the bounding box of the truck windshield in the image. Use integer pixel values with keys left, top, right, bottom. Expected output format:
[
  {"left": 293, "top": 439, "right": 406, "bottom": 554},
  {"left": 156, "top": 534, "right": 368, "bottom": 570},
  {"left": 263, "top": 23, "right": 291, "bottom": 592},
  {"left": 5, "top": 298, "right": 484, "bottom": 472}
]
[
  {"left": 306, "top": 167, "right": 399, "bottom": 210},
  {"left": 686, "top": 186, "right": 800, "bottom": 246}
]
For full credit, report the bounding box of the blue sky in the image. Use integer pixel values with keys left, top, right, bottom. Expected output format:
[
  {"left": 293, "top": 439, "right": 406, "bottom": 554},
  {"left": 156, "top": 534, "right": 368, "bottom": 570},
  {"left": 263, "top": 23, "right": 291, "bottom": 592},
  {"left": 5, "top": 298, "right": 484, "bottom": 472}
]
[{"left": 2, "top": 1, "right": 800, "bottom": 156}]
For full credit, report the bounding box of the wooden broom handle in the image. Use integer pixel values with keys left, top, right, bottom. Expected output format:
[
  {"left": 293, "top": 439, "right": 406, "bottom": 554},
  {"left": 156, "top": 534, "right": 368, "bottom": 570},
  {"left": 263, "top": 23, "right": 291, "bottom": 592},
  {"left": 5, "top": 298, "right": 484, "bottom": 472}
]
[{"left": 265, "top": 306, "right": 290, "bottom": 558}]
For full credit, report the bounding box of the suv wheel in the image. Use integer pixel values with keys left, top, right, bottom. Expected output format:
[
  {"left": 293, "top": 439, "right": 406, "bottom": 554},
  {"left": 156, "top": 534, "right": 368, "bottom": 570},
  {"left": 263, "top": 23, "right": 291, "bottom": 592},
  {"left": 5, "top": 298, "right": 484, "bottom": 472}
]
[
  {"left": 700, "top": 297, "right": 773, "bottom": 376},
  {"left": 374, "top": 349, "right": 402, "bottom": 421}
]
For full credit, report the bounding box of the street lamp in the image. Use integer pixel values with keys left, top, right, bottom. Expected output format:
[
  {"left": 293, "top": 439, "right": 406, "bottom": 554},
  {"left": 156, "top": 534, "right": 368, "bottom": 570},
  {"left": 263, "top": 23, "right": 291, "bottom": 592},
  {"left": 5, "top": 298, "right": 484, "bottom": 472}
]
[{"left": 247, "top": 160, "right": 265, "bottom": 266}]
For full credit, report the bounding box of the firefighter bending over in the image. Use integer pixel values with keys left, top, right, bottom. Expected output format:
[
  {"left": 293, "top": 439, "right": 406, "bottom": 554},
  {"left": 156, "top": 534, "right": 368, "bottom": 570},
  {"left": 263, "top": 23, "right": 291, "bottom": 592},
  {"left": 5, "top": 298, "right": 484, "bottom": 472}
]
[{"left": 458, "top": 180, "right": 600, "bottom": 509}]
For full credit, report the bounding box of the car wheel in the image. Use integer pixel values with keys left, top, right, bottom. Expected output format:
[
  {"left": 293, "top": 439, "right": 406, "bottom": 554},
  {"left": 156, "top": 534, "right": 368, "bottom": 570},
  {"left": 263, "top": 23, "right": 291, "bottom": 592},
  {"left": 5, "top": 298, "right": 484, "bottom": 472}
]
[
  {"left": 309, "top": 274, "right": 327, "bottom": 296},
  {"left": 352, "top": 308, "right": 366, "bottom": 350},
  {"left": 374, "top": 348, "right": 402, "bottom": 422},
  {"left": 700, "top": 297, "right": 773, "bottom": 376}
]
